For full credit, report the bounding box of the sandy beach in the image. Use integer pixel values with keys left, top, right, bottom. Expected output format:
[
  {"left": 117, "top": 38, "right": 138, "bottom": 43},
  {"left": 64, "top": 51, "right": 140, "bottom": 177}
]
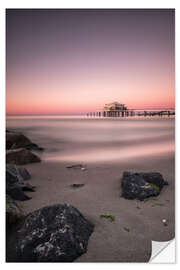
[
  {"left": 21, "top": 157, "right": 174, "bottom": 262},
  {"left": 6, "top": 117, "right": 175, "bottom": 262}
]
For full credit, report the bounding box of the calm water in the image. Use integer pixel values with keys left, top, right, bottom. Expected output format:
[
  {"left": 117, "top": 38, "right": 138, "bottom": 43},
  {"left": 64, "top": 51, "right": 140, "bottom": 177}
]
[{"left": 6, "top": 116, "right": 175, "bottom": 164}]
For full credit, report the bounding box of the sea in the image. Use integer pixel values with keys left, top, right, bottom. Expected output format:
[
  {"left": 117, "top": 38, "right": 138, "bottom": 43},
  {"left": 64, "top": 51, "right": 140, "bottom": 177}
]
[{"left": 6, "top": 115, "right": 175, "bottom": 164}]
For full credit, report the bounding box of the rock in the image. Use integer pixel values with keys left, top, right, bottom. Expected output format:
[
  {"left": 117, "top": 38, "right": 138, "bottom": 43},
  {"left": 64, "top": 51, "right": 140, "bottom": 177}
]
[
  {"left": 17, "top": 167, "right": 31, "bottom": 181},
  {"left": 6, "top": 132, "right": 32, "bottom": 150},
  {"left": 138, "top": 172, "right": 168, "bottom": 189},
  {"left": 7, "top": 186, "right": 32, "bottom": 201},
  {"left": 26, "top": 143, "right": 44, "bottom": 151},
  {"left": 6, "top": 131, "right": 44, "bottom": 151},
  {"left": 66, "top": 164, "right": 84, "bottom": 169},
  {"left": 6, "top": 164, "right": 35, "bottom": 201},
  {"left": 162, "top": 219, "right": 168, "bottom": 226},
  {"left": 66, "top": 164, "right": 87, "bottom": 171},
  {"left": 16, "top": 204, "right": 94, "bottom": 262},
  {"left": 121, "top": 172, "right": 168, "bottom": 201},
  {"left": 6, "top": 148, "right": 41, "bottom": 165},
  {"left": 6, "top": 195, "right": 25, "bottom": 227},
  {"left": 21, "top": 183, "right": 36, "bottom": 192},
  {"left": 6, "top": 164, "right": 31, "bottom": 182},
  {"left": 70, "top": 184, "right": 85, "bottom": 188}
]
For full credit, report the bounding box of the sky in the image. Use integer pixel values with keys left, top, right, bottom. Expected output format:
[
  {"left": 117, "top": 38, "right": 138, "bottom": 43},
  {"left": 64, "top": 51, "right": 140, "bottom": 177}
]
[{"left": 6, "top": 9, "right": 175, "bottom": 115}]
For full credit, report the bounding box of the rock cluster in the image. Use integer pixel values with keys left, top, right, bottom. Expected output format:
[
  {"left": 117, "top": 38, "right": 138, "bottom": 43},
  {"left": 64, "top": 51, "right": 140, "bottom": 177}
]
[
  {"left": 121, "top": 171, "right": 168, "bottom": 201},
  {"left": 6, "top": 164, "right": 35, "bottom": 201},
  {"left": 6, "top": 130, "right": 42, "bottom": 165},
  {"left": 6, "top": 130, "right": 94, "bottom": 262}
]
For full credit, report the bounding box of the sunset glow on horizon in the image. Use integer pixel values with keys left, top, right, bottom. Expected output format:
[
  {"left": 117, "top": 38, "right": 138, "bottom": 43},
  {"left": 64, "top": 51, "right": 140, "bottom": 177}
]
[{"left": 6, "top": 9, "right": 175, "bottom": 115}]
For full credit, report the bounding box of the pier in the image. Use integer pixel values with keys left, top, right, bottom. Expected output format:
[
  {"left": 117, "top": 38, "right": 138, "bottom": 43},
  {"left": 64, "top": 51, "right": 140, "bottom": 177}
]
[
  {"left": 87, "top": 102, "right": 175, "bottom": 118},
  {"left": 87, "top": 109, "right": 175, "bottom": 118}
]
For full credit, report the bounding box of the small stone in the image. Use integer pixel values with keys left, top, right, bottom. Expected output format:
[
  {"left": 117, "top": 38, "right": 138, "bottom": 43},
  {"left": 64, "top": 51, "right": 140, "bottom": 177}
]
[
  {"left": 162, "top": 219, "right": 168, "bottom": 226},
  {"left": 66, "top": 164, "right": 83, "bottom": 169},
  {"left": 162, "top": 219, "right": 166, "bottom": 223},
  {"left": 124, "top": 227, "right": 130, "bottom": 232},
  {"left": 70, "top": 184, "right": 85, "bottom": 188}
]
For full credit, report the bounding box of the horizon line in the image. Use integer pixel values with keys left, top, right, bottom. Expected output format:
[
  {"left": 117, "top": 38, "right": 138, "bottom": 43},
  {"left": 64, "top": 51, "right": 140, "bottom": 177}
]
[{"left": 6, "top": 108, "right": 175, "bottom": 116}]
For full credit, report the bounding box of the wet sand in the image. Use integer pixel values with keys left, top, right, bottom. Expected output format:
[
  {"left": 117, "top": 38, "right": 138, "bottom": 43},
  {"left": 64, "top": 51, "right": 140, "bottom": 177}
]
[{"left": 21, "top": 154, "right": 174, "bottom": 262}]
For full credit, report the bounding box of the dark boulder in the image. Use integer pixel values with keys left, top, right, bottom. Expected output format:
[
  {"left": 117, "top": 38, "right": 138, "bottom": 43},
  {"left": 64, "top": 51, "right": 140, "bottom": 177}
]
[
  {"left": 6, "top": 195, "right": 25, "bottom": 227},
  {"left": 6, "top": 164, "right": 31, "bottom": 182},
  {"left": 7, "top": 185, "right": 32, "bottom": 201},
  {"left": 121, "top": 171, "right": 168, "bottom": 201},
  {"left": 6, "top": 132, "right": 32, "bottom": 150},
  {"left": 6, "top": 164, "right": 35, "bottom": 201},
  {"left": 6, "top": 131, "right": 44, "bottom": 151},
  {"left": 6, "top": 148, "right": 41, "bottom": 165},
  {"left": 16, "top": 204, "right": 94, "bottom": 262}
]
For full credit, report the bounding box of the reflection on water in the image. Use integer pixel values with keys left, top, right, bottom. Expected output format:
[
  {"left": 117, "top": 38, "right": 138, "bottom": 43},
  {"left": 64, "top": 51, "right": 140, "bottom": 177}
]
[{"left": 6, "top": 116, "right": 175, "bottom": 163}]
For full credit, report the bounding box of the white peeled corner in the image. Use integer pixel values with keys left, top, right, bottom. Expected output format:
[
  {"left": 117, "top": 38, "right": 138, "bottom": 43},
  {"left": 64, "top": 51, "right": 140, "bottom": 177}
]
[{"left": 150, "top": 239, "right": 175, "bottom": 263}]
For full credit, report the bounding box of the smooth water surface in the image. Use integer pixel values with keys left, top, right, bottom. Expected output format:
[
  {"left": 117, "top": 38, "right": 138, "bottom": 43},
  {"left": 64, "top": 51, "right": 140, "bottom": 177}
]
[{"left": 6, "top": 116, "right": 175, "bottom": 164}]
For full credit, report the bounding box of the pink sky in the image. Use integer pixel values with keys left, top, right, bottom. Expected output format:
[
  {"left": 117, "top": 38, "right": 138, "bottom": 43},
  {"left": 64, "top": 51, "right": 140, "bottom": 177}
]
[{"left": 6, "top": 9, "right": 175, "bottom": 115}]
